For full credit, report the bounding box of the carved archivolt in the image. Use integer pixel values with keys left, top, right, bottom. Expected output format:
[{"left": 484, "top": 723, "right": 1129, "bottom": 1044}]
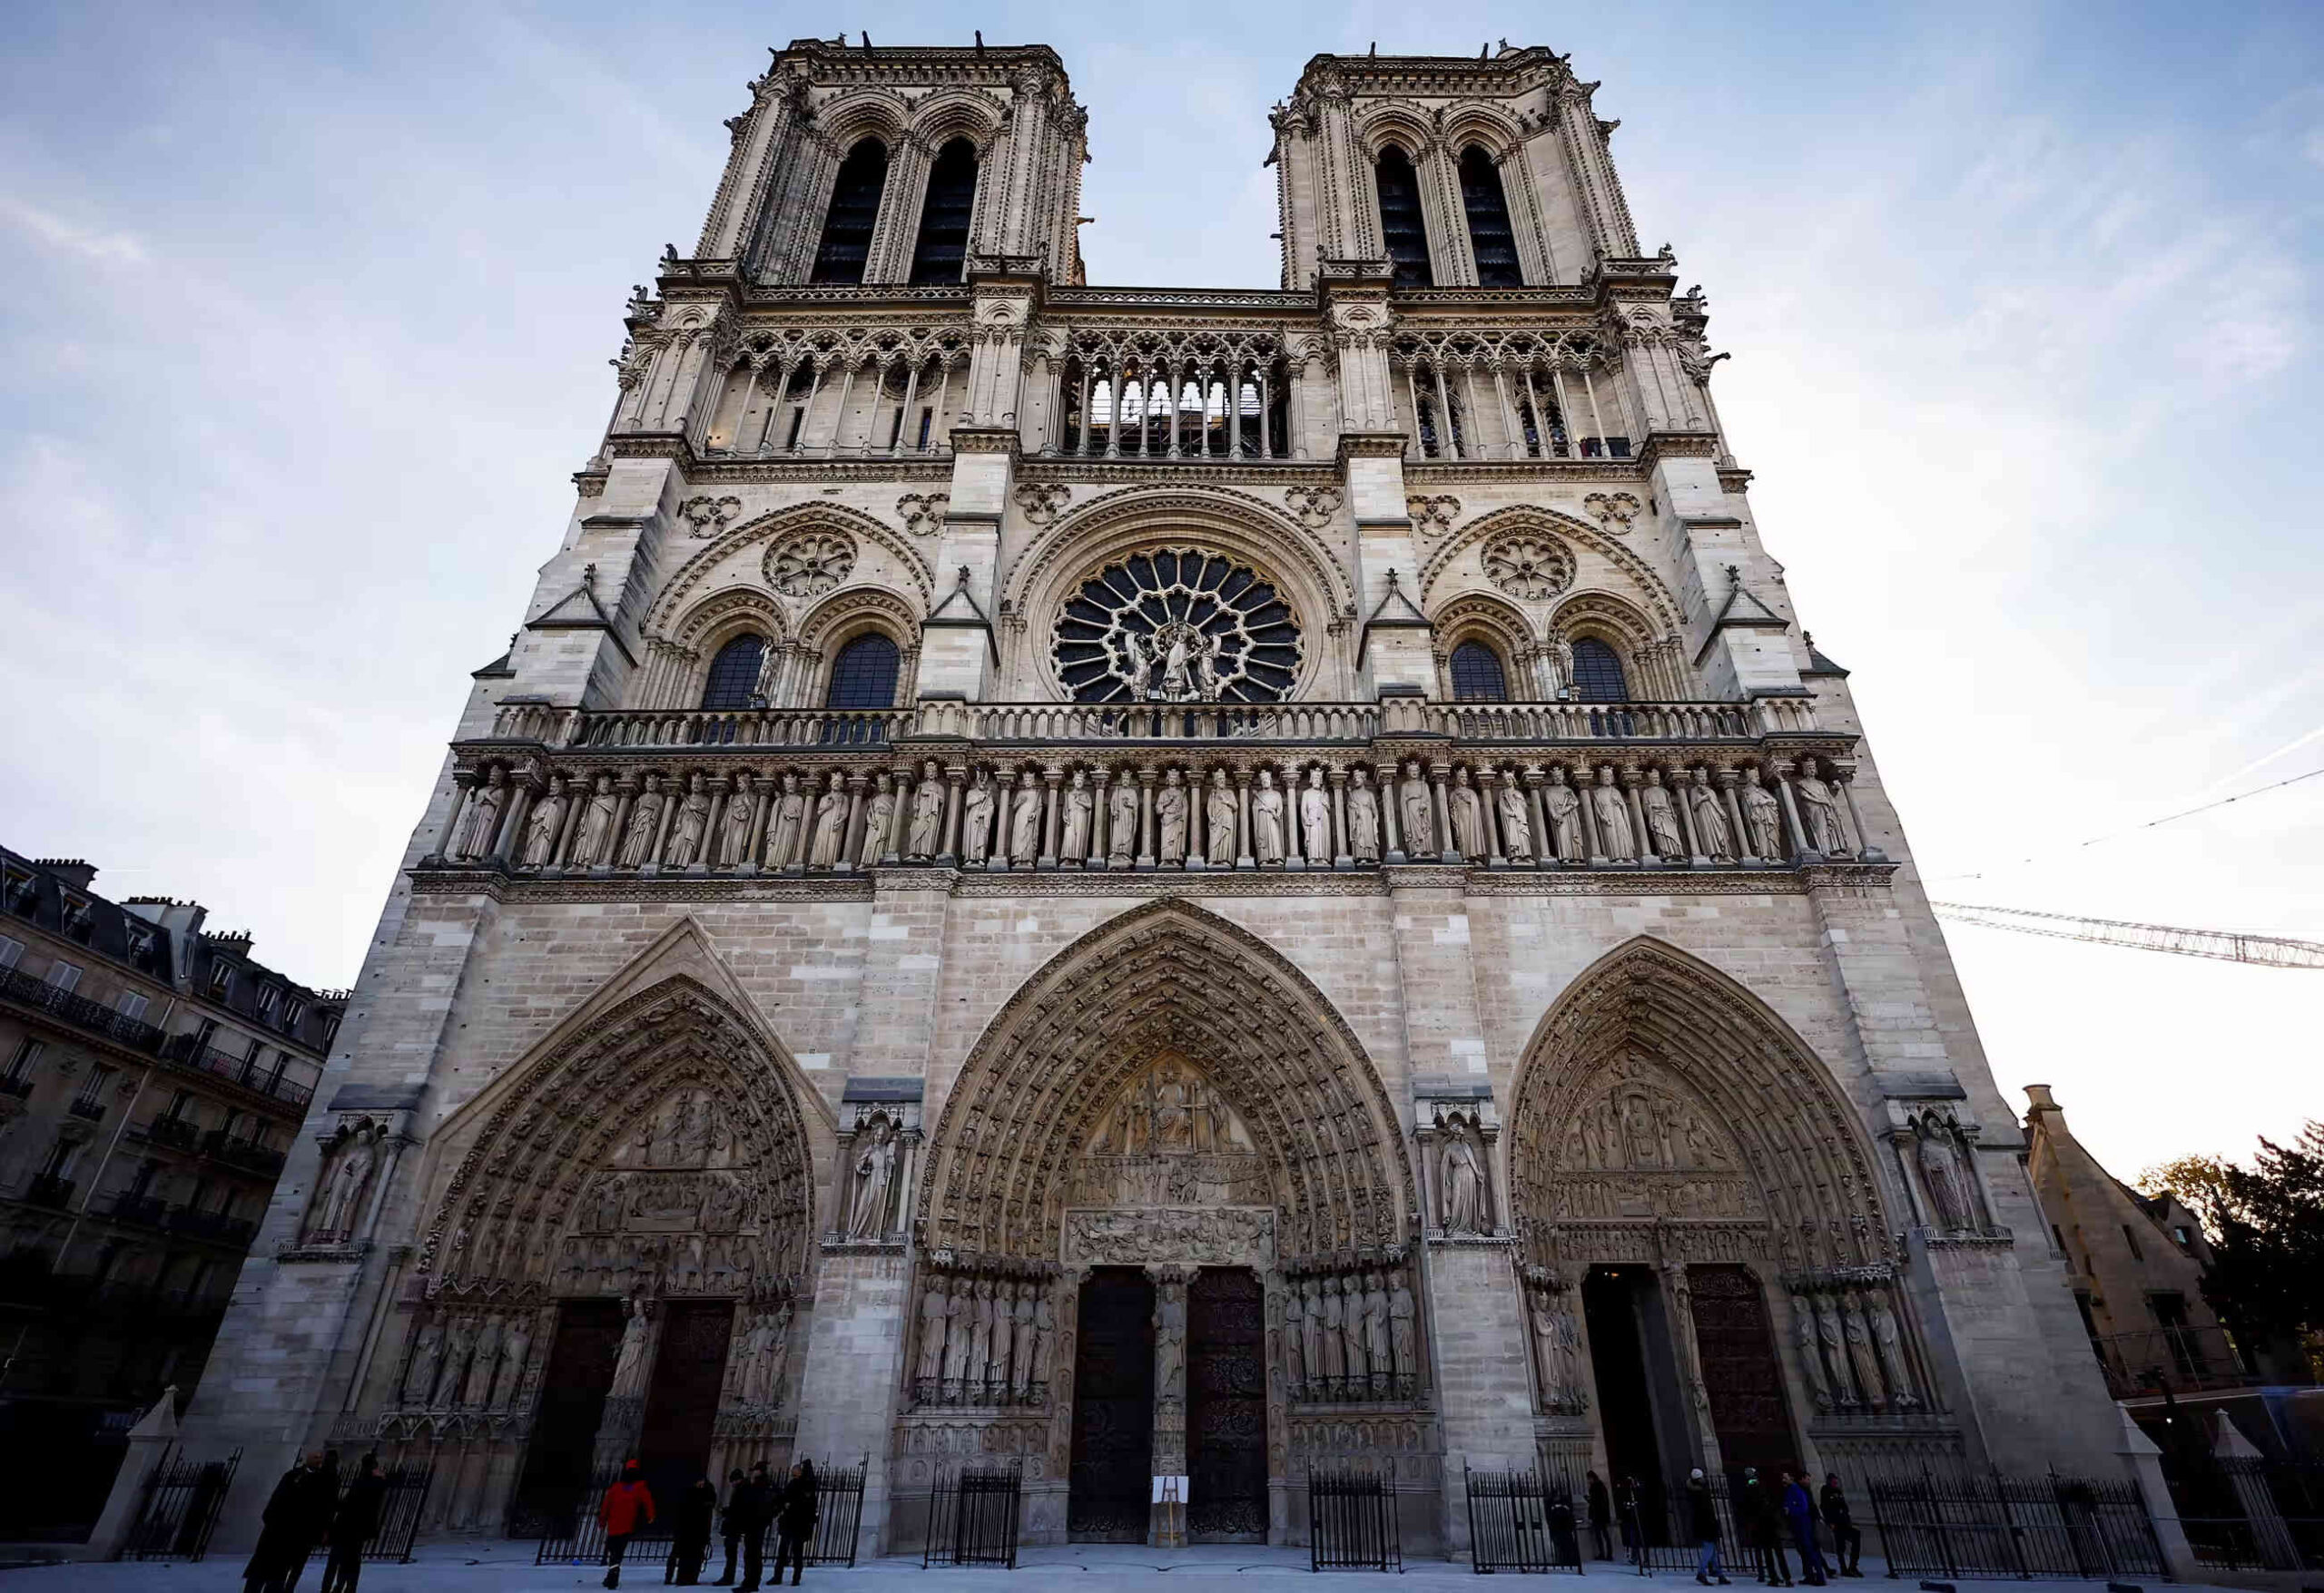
[
  {"left": 916, "top": 900, "right": 1414, "bottom": 1264},
  {"left": 793, "top": 583, "right": 922, "bottom": 651},
  {"left": 1418, "top": 504, "right": 1681, "bottom": 630},
  {"left": 648, "top": 502, "right": 934, "bottom": 640},
  {"left": 1508, "top": 938, "right": 1892, "bottom": 1276}
]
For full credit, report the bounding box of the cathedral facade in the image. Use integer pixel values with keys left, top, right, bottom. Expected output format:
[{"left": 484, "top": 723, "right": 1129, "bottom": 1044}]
[{"left": 176, "top": 40, "right": 2122, "bottom": 1558}]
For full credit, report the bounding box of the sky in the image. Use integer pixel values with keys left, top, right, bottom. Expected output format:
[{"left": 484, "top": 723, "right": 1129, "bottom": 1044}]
[{"left": 1, "top": 2, "right": 2317, "bottom": 1185}]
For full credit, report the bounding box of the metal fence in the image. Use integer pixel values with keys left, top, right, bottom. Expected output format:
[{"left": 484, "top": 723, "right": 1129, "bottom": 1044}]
[
  {"left": 1866, "top": 1471, "right": 2164, "bottom": 1580},
  {"left": 1465, "top": 1466, "right": 1581, "bottom": 1573},
  {"left": 1615, "top": 1477, "right": 1743, "bottom": 1576},
  {"left": 1310, "top": 1460, "right": 1403, "bottom": 1572},
  {"left": 805, "top": 1458, "right": 869, "bottom": 1568},
  {"left": 120, "top": 1445, "right": 241, "bottom": 1561},
  {"left": 537, "top": 1461, "right": 864, "bottom": 1571},
  {"left": 311, "top": 1463, "right": 435, "bottom": 1564},
  {"left": 2164, "top": 1453, "right": 2324, "bottom": 1573},
  {"left": 921, "top": 1460, "right": 1022, "bottom": 1568}
]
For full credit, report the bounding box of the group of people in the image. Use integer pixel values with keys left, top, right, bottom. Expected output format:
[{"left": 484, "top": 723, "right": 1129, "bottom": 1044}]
[
  {"left": 595, "top": 1456, "right": 823, "bottom": 1590},
  {"left": 241, "top": 1450, "right": 389, "bottom": 1593},
  {"left": 1578, "top": 1467, "right": 1864, "bottom": 1585}
]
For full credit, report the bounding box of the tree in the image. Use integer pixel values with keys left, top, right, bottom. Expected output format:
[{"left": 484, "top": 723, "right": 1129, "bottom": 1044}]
[
  {"left": 2170, "top": 1123, "right": 2324, "bottom": 1373},
  {"left": 2139, "top": 1153, "right": 2246, "bottom": 1234}
]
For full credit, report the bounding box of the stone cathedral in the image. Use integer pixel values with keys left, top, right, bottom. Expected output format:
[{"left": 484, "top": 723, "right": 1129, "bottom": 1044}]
[{"left": 176, "top": 40, "right": 2123, "bottom": 1559}]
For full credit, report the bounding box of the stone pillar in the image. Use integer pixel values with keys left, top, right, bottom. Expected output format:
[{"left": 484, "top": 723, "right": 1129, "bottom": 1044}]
[
  {"left": 86, "top": 1385, "right": 181, "bottom": 1560},
  {"left": 2118, "top": 1402, "right": 2201, "bottom": 1581},
  {"left": 1148, "top": 1266, "right": 1191, "bottom": 1546}
]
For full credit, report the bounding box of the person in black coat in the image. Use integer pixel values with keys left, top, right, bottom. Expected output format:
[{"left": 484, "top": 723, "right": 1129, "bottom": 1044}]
[
  {"left": 734, "top": 1463, "right": 773, "bottom": 1593},
  {"left": 714, "top": 1469, "right": 747, "bottom": 1585},
  {"left": 770, "top": 1460, "right": 819, "bottom": 1588},
  {"left": 670, "top": 1476, "right": 718, "bottom": 1585},
  {"left": 1587, "top": 1471, "right": 1613, "bottom": 1560},
  {"left": 1739, "top": 1469, "right": 1793, "bottom": 1587},
  {"left": 1819, "top": 1475, "right": 1863, "bottom": 1578},
  {"left": 319, "top": 1453, "right": 386, "bottom": 1593},
  {"left": 1689, "top": 1468, "right": 1732, "bottom": 1587},
  {"left": 243, "top": 1450, "right": 337, "bottom": 1593}
]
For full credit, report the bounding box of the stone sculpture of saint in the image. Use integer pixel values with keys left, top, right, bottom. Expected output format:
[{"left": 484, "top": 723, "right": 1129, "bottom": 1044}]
[
  {"left": 1792, "top": 1293, "right": 1833, "bottom": 1411},
  {"left": 917, "top": 1279, "right": 954, "bottom": 1382},
  {"left": 1008, "top": 771, "right": 1042, "bottom": 864},
  {"left": 1011, "top": 1283, "right": 1038, "bottom": 1392},
  {"left": 847, "top": 1118, "right": 896, "bottom": 1239},
  {"left": 1740, "top": 766, "right": 1782, "bottom": 860},
  {"left": 960, "top": 771, "right": 995, "bottom": 865},
  {"left": 859, "top": 772, "right": 895, "bottom": 866},
  {"left": 1843, "top": 1298, "right": 1886, "bottom": 1409},
  {"left": 1441, "top": 1125, "right": 1486, "bottom": 1234},
  {"left": 1642, "top": 768, "right": 1684, "bottom": 858},
  {"left": 462, "top": 1315, "right": 504, "bottom": 1406},
  {"left": 1300, "top": 1279, "right": 1326, "bottom": 1387},
  {"left": 989, "top": 1282, "right": 1016, "bottom": 1396},
  {"left": 1060, "top": 770, "right": 1092, "bottom": 861},
  {"left": 941, "top": 1279, "right": 975, "bottom": 1381},
  {"left": 449, "top": 768, "right": 505, "bottom": 861},
  {"left": 1031, "top": 1292, "right": 1054, "bottom": 1389},
  {"left": 1317, "top": 1277, "right": 1346, "bottom": 1380},
  {"left": 1795, "top": 757, "right": 1847, "bottom": 854},
  {"left": 967, "top": 1280, "right": 996, "bottom": 1388},
  {"left": 1345, "top": 768, "right": 1380, "bottom": 863},
  {"left": 666, "top": 773, "right": 711, "bottom": 867},
  {"left": 1531, "top": 1292, "right": 1564, "bottom": 1407},
  {"left": 438, "top": 1315, "right": 478, "bottom": 1406},
  {"left": 716, "top": 778, "right": 756, "bottom": 867},
  {"left": 1284, "top": 1283, "right": 1307, "bottom": 1392},
  {"left": 573, "top": 773, "right": 618, "bottom": 866},
  {"left": 1590, "top": 767, "right": 1636, "bottom": 860},
  {"left": 1297, "top": 768, "right": 1332, "bottom": 862},
  {"left": 760, "top": 773, "right": 801, "bottom": 867},
  {"left": 1399, "top": 760, "right": 1436, "bottom": 858},
  {"left": 1544, "top": 768, "right": 1584, "bottom": 861},
  {"left": 1107, "top": 775, "right": 1139, "bottom": 865},
  {"left": 1816, "top": 1297, "right": 1856, "bottom": 1406},
  {"left": 1156, "top": 1280, "right": 1187, "bottom": 1393},
  {"left": 1204, "top": 770, "right": 1237, "bottom": 865},
  {"left": 906, "top": 759, "right": 945, "bottom": 860},
  {"left": 806, "top": 772, "right": 848, "bottom": 867},
  {"left": 310, "top": 1125, "right": 379, "bottom": 1242},
  {"left": 521, "top": 776, "right": 567, "bottom": 866},
  {"left": 1161, "top": 627, "right": 1195, "bottom": 699},
  {"left": 1156, "top": 769, "right": 1188, "bottom": 864},
  {"left": 608, "top": 1298, "right": 652, "bottom": 1400},
  {"left": 1362, "top": 1273, "right": 1391, "bottom": 1381},
  {"left": 1689, "top": 768, "right": 1735, "bottom": 861},
  {"left": 1388, "top": 1270, "right": 1417, "bottom": 1382},
  {"left": 617, "top": 777, "right": 664, "bottom": 867},
  {"left": 402, "top": 1317, "right": 445, "bottom": 1407},
  {"left": 1869, "top": 1293, "right": 1917, "bottom": 1406},
  {"left": 1340, "top": 1277, "right": 1370, "bottom": 1382},
  {"left": 491, "top": 1315, "right": 531, "bottom": 1411},
  {"left": 1496, "top": 775, "right": 1532, "bottom": 862},
  {"left": 1916, "top": 1123, "right": 1974, "bottom": 1231},
  {"left": 1448, "top": 767, "right": 1487, "bottom": 861},
  {"left": 1251, "top": 769, "right": 1287, "bottom": 864}
]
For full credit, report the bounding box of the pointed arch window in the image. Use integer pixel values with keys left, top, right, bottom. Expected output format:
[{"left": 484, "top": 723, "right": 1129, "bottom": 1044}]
[
  {"left": 825, "top": 633, "right": 901, "bottom": 710},
  {"left": 811, "top": 139, "right": 889, "bottom": 285},
  {"left": 1459, "top": 146, "right": 1522, "bottom": 286},
  {"left": 1450, "top": 640, "right": 1509, "bottom": 702},
  {"left": 909, "top": 139, "right": 979, "bottom": 285},
  {"left": 1570, "top": 638, "right": 1629, "bottom": 703},
  {"left": 1374, "top": 146, "right": 1433, "bottom": 289},
  {"left": 701, "top": 634, "right": 768, "bottom": 710}
]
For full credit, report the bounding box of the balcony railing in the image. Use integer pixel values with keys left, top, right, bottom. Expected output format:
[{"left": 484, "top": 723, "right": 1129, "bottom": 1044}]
[
  {"left": 166, "top": 1206, "right": 258, "bottom": 1247},
  {"left": 129, "top": 1115, "right": 201, "bottom": 1152},
  {"left": 202, "top": 1129, "right": 286, "bottom": 1178},
  {"left": 2093, "top": 1325, "right": 2262, "bottom": 1398},
  {"left": 67, "top": 1093, "right": 107, "bottom": 1123},
  {"left": 23, "top": 1173, "right": 75, "bottom": 1208},
  {"left": 105, "top": 1189, "right": 171, "bottom": 1226},
  {"left": 0, "top": 963, "right": 165, "bottom": 1054},
  {"left": 0, "top": 1075, "right": 31, "bottom": 1100},
  {"left": 162, "top": 1035, "right": 314, "bottom": 1108}
]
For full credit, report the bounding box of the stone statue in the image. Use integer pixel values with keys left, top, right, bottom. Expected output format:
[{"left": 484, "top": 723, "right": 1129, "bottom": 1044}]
[
  {"left": 808, "top": 772, "right": 848, "bottom": 867},
  {"left": 1060, "top": 770, "right": 1093, "bottom": 860},
  {"left": 1792, "top": 1293, "right": 1832, "bottom": 1411},
  {"left": 1544, "top": 767, "right": 1584, "bottom": 861},
  {"left": 906, "top": 760, "right": 945, "bottom": 859},
  {"left": 1869, "top": 1293, "right": 1918, "bottom": 1407},
  {"left": 1497, "top": 776, "right": 1532, "bottom": 862},
  {"left": 1011, "top": 1284, "right": 1038, "bottom": 1391},
  {"left": 1399, "top": 760, "right": 1436, "bottom": 857},
  {"left": 1300, "top": 1279, "right": 1325, "bottom": 1386},
  {"left": 1641, "top": 768, "right": 1684, "bottom": 858},
  {"left": 1317, "top": 1276, "right": 1346, "bottom": 1380},
  {"left": 761, "top": 1304, "right": 793, "bottom": 1408},
  {"left": 1553, "top": 1298, "right": 1584, "bottom": 1409},
  {"left": 1441, "top": 1124, "right": 1486, "bottom": 1234},
  {"left": 402, "top": 1317, "right": 445, "bottom": 1406},
  {"left": 1689, "top": 768, "right": 1735, "bottom": 861},
  {"left": 1284, "top": 1283, "right": 1306, "bottom": 1391},
  {"left": 666, "top": 773, "right": 711, "bottom": 867},
  {"left": 1157, "top": 769, "right": 1188, "bottom": 864},
  {"left": 967, "top": 1279, "right": 996, "bottom": 1387},
  {"left": 1843, "top": 1296, "right": 1886, "bottom": 1409},
  {"left": 917, "top": 1279, "right": 953, "bottom": 1382},
  {"left": 1346, "top": 768, "right": 1381, "bottom": 863},
  {"left": 859, "top": 772, "right": 895, "bottom": 865},
  {"left": 1031, "top": 1291, "right": 1054, "bottom": 1389},
  {"left": 1299, "top": 768, "right": 1333, "bottom": 862},
  {"left": 1156, "top": 1278, "right": 1187, "bottom": 1393},
  {"left": 490, "top": 1314, "right": 531, "bottom": 1411},
  {"left": 1590, "top": 767, "right": 1636, "bottom": 860},
  {"left": 449, "top": 768, "right": 505, "bottom": 860},
  {"left": 941, "top": 1279, "right": 975, "bottom": 1381},
  {"left": 608, "top": 1298, "right": 651, "bottom": 1400},
  {"left": 1107, "top": 775, "right": 1139, "bottom": 865},
  {"left": 1204, "top": 770, "right": 1236, "bottom": 864},
  {"left": 1448, "top": 767, "right": 1486, "bottom": 860},
  {"left": 1740, "top": 766, "right": 1782, "bottom": 860},
  {"left": 847, "top": 1117, "right": 897, "bottom": 1238},
  {"left": 1251, "top": 769, "right": 1286, "bottom": 864},
  {"left": 437, "top": 1314, "right": 478, "bottom": 1406},
  {"left": 461, "top": 1315, "right": 504, "bottom": 1406},
  {"left": 1530, "top": 1291, "right": 1563, "bottom": 1407},
  {"left": 1547, "top": 634, "right": 1575, "bottom": 696},
  {"left": 989, "top": 1281, "right": 1016, "bottom": 1395},
  {"left": 1794, "top": 757, "right": 1846, "bottom": 855},
  {"left": 310, "top": 1125, "right": 379, "bottom": 1242},
  {"left": 1916, "top": 1123, "right": 1975, "bottom": 1231},
  {"left": 521, "top": 776, "right": 567, "bottom": 866},
  {"left": 1008, "top": 771, "right": 1042, "bottom": 864},
  {"left": 960, "top": 771, "right": 996, "bottom": 865},
  {"left": 1362, "top": 1273, "right": 1391, "bottom": 1382},
  {"left": 573, "top": 773, "right": 618, "bottom": 865},
  {"left": 1388, "top": 1270, "right": 1417, "bottom": 1381},
  {"left": 1816, "top": 1296, "right": 1854, "bottom": 1406},
  {"left": 716, "top": 779, "right": 755, "bottom": 867},
  {"left": 617, "top": 777, "right": 664, "bottom": 867}
]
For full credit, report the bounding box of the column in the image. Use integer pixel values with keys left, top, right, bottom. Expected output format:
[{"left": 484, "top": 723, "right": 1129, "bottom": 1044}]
[
  {"left": 1428, "top": 764, "right": 1454, "bottom": 863},
  {"left": 1329, "top": 766, "right": 1353, "bottom": 869},
  {"left": 1136, "top": 768, "right": 1157, "bottom": 870},
  {"left": 1673, "top": 768, "right": 1707, "bottom": 864},
  {"left": 742, "top": 775, "right": 773, "bottom": 871},
  {"left": 1039, "top": 767, "right": 1063, "bottom": 869},
  {"left": 1523, "top": 770, "right": 1551, "bottom": 871},
  {"left": 938, "top": 766, "right": 965, "bottom": 867},
  {"left": 1089, "top": 769, "right": 1112, "bottom": 866},
  {"left": 1379, "top": 761, "right": 1406, "bottom": 863},
  {"left": 1718, "top": 771, "right": 1752, "bottom": 864},
  {"left": 839, "top": 775, "right": 868, "bottom": 871},
  {"left": 1774, "top": 762, "right": 1815, "bottom": 861},
  {"left": 1234, "top": 771, "right": 1255, "bottom": 870},
  {"left": 1621, "top": 770, "right": 1653, "bottom": 864}
]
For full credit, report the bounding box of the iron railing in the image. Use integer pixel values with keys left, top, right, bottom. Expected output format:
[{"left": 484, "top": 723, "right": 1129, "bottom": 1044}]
[
  {"left": 2094, "top": 1325, "right": 2263, "bottom": 1397},
  {"left": 922, "top": 1460, "right": 1022, "bottom": 1568},
  {"left": 805, "top": 1458, "right": 868, "bottom": 1567},
  {"left": 297, "top": 1465, "right": 435, "bottom": 1566},
  {"left": 1465, "top": 1465, "right": 1581, "bottom": 1573},
  {"left": 1866, "top": 1471, "right": 2164, "bottom": 1580},
  {"left": 120, "top": 1444, "right": 241, "bottom": 1561},
  {"left": 2162, "top": 1452, "right": 2324, "bottom": 1572},
  {"left": 1310, "top": 1460, "right": 1402, "bottom": 1571},
  {"left": 0, "top": 963, "right": 167, "bottom": 1052},
  {"left": 534, "top": 1465, "right": 675, "bottom": 1568}
]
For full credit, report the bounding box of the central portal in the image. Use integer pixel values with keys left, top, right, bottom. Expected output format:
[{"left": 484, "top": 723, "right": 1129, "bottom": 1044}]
[
  {"left": 1187, "top": 1268, "right": 1267, "bottom": 1540},
  {"left": 1068, "top": 1267, "right": 1156, "bottom": 1541}
]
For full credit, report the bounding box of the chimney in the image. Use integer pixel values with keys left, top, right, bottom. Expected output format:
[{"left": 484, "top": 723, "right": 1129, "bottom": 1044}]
[
  {"left": 34, "top": 858, "right": 97, "bottom": 891},
  {"left": 2023, "top": 1083, "right": 2063, "bottom": 1128},
  {"left": 124, "top": 897, "right": 210, "bottom": 939}
]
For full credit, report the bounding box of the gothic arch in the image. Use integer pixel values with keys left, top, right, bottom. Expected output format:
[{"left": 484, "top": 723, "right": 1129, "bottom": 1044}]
[
  {"left": 793, "top": 584, "right": 921, "bottom": 705},
  {"left": 905, "top": 88, "right": 1008, "bottom": 152},
  {"left": 812, "top": 90, "right": 911, "bottom": 154},
  {"left": 915, "top": 900, "right": 1415, "bottom": 1263},
  {"left": 1419, "top": 503, "right": 1681, "bottom": 629},
  {"left": 648, "top": 501, "right": 934, "bottom": 642},
  {"left": 1438, "top": 103, "right": 1528, "bottom": 161},
  {"left": 1431, "top": 591, "right": 1537, "bottom": 701},
  {"left": 1350, "top": 102, "right": 1441, "bottom": 161},
  {"left": 1507, "top": 937, "right": 1892, "bottom": 1276}
]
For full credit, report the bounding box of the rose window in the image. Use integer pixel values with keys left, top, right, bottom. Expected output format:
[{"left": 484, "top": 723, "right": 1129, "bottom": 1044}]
[
  {"left": 1483, "top": 533, "right": 1573, "bottom": 601},
  {"left": 766, "top": 531, "right": 856, "bottom": 598},
  {"left": 1052, "top": 546, "right": 1302, "bottom": 703}
]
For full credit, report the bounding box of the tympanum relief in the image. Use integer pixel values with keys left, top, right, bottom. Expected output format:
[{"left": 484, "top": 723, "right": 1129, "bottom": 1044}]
[
  {"left": 1548, "top": 1067, "right": 1759, "bottom": 1224},
  {"left": 1067, "top": 1056, "right": 1269, "bottom": 1209}
]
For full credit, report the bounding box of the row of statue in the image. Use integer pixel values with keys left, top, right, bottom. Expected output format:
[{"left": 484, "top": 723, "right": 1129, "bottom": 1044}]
[
  {"left": 1524, "top": 1283, "right": 1590, "bottom": 1415},
  {"left": 398, "top": 1308, "right": 536, "bottom": 1413},
  {"left": 721, "top": 1302, "right": 795, "bottom": 1410},
  {"left": 1792, "top": 1283, "right": 1922, "bottom": 1414},
  {"left": 550, "top": 1228, "right": 772, "bottom": 1299},
  {"left": 1282, "top": 1267, "right": 1422, "bottom": 1403},
  {"left": 442, "top": 753, "right": 1865, "bottom": 871},
  {"left": 913, "top": 1271, "right": 1057, "bottom": 1407}
]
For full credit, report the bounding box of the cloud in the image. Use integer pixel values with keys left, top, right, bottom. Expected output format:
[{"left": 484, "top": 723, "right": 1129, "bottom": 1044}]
[{"left": 0, "top": 194, "right": 147, "bottom": 265}]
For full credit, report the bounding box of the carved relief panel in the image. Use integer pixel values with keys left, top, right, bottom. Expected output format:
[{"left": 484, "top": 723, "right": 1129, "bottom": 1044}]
[
  {"left": 1546, "top": 1064, "right": 1759, "bottom": 1225},
  {"left": 1067, "top": 1055, "right": 1271, "bottom": 1210}
]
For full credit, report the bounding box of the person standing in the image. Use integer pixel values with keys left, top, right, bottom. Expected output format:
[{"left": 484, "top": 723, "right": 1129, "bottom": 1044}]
[
  {"left": 1818, "top": 1475, "right": 1863, "bottom": 1578},
  {"left": 242, "top": 1450, "right": 335, "bottom": 1593},
  {"left": 599, "top": 1459, "right": 656, "bottom": 1590},
  {"left": 770, "top": 1460, "right": 820, "bottom": 1588},
  {"left": 1688, "top": 1468, "right": 1732, "bottom": 1587},
  {"left": 319, "top": 1453, "right": 386, "bottom": 1593},
  {"left": 1586, "top": 1471, "right": 1613, "bottom": 1561},
  {"left": 1781, "top": 1470, "right": 1829, "bottom": 1586},
  {"left": 1739, "top": 1469, "right": 1792, "bottom": 1587},
  {"left": 734, "top": 1462, "right": 773, "bottom": 1592},
  {"left": 1616, "top": 1475, "right": 1642, "bottom": 1562},
  {"left": 671, "top": 1474, "right": 718, "bottom": 1585},
  {"left": 714, "top": 1469, "right": 747, "bottom": 1584}
]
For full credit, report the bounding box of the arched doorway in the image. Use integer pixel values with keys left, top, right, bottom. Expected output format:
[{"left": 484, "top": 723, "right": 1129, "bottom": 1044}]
[
  {"left": 1506, "top": 939, "right": 1954, "bottom": 1500},
  {"left": 381, "top": 969, "right": 822, "bottom": 1530},
  {"left": 907, "top": 901, "right": 1424, "bottom": 1546}
]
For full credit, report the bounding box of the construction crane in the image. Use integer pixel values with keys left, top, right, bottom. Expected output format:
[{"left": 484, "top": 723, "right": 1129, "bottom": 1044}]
[{"left": 1928, "top": 901, "right": 2324, "bottom": 969}]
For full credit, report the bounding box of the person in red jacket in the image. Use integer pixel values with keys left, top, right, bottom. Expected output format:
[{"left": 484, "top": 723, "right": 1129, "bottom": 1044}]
[{"left": 599, "top": 1459, "right": 656, "bottom": 1590}]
